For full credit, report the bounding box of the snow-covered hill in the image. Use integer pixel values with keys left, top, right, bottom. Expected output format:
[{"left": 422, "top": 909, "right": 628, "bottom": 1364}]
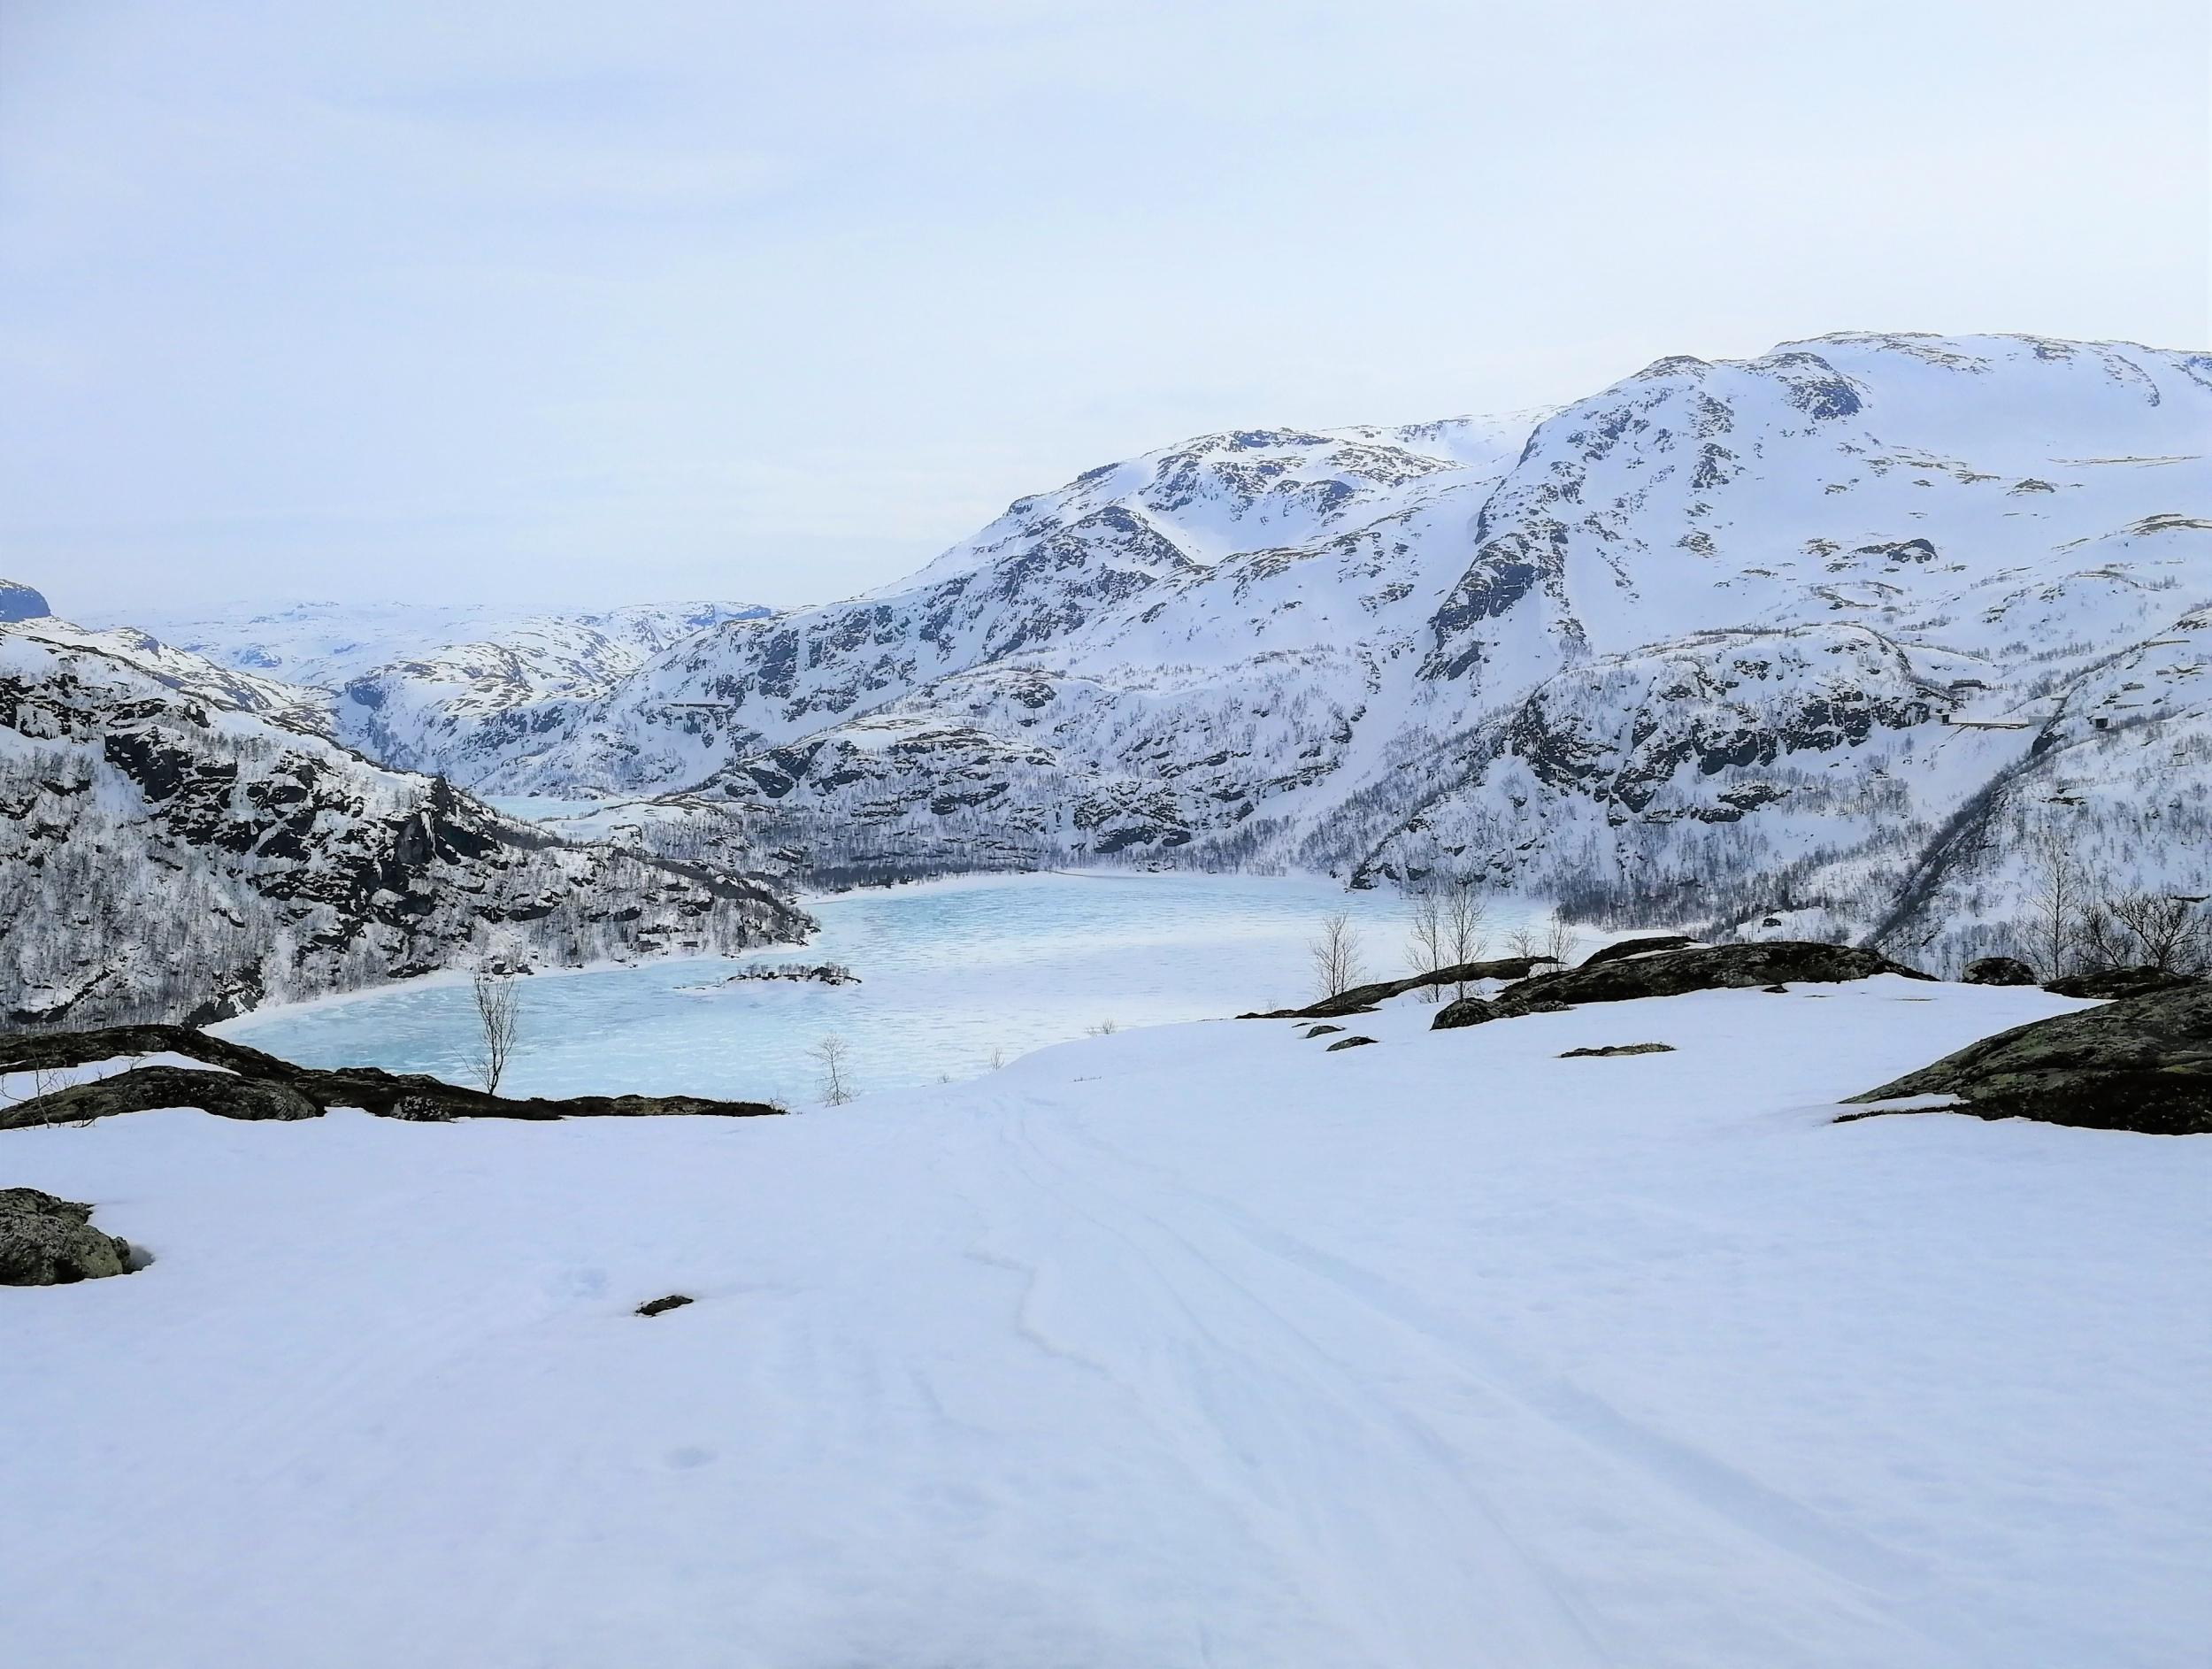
[
  {"left": 421, "top": 334, "right": 2209, "bottom": 959},
  {"left": 5, "top": 981, "right": 2205, "bottom": 1665},
  {"left": 100, "top": 599, "right": 770, "bottom": 780},
  {"left": 0, "top": 616, "right": 807, "bottom": 1027}
]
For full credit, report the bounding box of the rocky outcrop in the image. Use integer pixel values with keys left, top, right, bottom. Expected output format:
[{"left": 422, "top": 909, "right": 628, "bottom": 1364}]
[
  {"left": 1578, "top": 935, "right": 1700, "bottom": 968},
  {"left": 0, "top": 1188, "right": 134, "bottom": 1284},
  {"left": 2043, "top": 966, "right": 2203, "bottom": 1001},
  {"left": 1847, "top": 984, "right": 2212, "bottom": 1134},
  {"left": 1432, "top": 942, "right": 1929, "bottom": 1029},
  {"left": 1242, "top": 957, "right": 1559, "bottom": 1019},
  {"left": 0, "top": 1025, "right": 785, "bottom": 1127},
  {"left": 1558, "top": 1042, "right": 1675, "bottom": 1058},
  {"left": 1962, "top": 957, "right": 2039, "bottom": 987}
]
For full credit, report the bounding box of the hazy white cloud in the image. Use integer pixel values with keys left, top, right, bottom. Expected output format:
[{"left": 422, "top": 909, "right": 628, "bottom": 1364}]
[{"left": 2, "top": 0, "right": 2205, "bottom": 615}]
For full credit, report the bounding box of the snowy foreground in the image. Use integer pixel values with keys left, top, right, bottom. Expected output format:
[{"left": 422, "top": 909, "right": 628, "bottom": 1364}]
[{"left": 4, "top": 980, "right": 2207, "bottom": 1668}]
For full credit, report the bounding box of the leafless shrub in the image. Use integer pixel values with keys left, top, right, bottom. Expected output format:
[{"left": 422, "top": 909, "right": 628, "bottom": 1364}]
[
  {"left": 471, "top": 966, "right": 522, "bottom": 1095},
  {"left": 2084, "top": 891, "right": 2210, "bottom": 973},
  {"left": 1310, "top": 911, "right": 1367, "bottom": 1000},
  {"left": 810, "top": 1034, "right": 855, "bottom": 1105}
]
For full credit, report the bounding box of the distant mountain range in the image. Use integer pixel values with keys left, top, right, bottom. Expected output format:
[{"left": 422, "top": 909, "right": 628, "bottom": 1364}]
[{"left": 11, "top": 329, "right": 2210, "bottom": 1000}]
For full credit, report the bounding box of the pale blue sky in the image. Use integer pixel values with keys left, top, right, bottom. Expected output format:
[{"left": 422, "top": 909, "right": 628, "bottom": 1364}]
[{"left": 3, "top": 0, "right": 2206, "bottom": 615}]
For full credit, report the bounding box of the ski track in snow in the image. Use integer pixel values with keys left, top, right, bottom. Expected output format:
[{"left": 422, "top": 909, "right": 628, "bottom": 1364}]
[{"left": 2, "top": 981, "right": 2206, "bottom": 1667}]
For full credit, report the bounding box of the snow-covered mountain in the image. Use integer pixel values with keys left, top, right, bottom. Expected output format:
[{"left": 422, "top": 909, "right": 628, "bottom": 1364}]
[
  {"left": 0, "top": 615, "right": 807, "bottom": 1027},
  {"left": 37, "top": 332, "right": 2208, "bottom": 970},
  {"left": 396, "top": 333, "right": 2208, "bottom": 962},
  {"left": 99, "top": 599, "right": 770, "bottom": 780}
]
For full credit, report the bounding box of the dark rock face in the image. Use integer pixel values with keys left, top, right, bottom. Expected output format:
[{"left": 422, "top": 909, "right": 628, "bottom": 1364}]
[
  {"left": 0, "top": 1024, "right": 786, "bottom": 1128},
  {"left": 1962, "top": 956, "right": 2039, "bottom": 987},
  {"left": 1243, "top": 957, "right": 1559, "bottom": 1020},
  {"left": 1324, "top": 1035, "right": 1377, "bottom": 1051},
  {"left": 1579, "top": 935, "right": 1699, "bottom": 968},
  {"left": 0, "top": 581, "right": 50, "bottom": 623},
  {"left": 1433, "top": 942, "right": 1927, "bottom": 1030},
  {"left": 1558, "top": 1042, "right": 1675, "bottom": 1058},
  {"left": 1847, "top": 985, "right": 2212, "bottom": 1134},
  {"left": 2043, "top": 966, "right": 2203, "bottom": 1001},
  {"left": 1303, "top": 1024, "right": 1345, "bottom": 1038},
  {"left": 636, "top": 1294, "right": 694, "bottom": 1317},
  {"left": 0, "top": 1188, "right": 134, "bottom": 1284}
]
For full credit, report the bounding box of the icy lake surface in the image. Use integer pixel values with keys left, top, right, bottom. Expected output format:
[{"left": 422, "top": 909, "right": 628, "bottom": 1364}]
[{"left": 223, "top": 873, "right": 1524, "bottom": 1105}]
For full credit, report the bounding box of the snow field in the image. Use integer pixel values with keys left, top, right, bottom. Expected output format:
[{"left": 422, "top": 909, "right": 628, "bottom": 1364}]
[{"left": 3, "top": 978, "right": 2205, "bottom": 1667}]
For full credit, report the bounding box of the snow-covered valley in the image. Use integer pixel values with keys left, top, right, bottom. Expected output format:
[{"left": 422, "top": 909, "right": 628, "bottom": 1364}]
[{"left": 4, "top": 976, "right": 2204, "bottom": 1667}]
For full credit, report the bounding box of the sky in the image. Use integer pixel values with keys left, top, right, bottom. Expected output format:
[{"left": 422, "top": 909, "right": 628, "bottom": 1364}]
[{"left": 2, "top": 1, "right": 2206, "bottom": 618}]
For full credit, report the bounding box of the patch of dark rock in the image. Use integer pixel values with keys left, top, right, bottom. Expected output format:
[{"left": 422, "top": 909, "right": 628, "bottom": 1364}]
[
  {"left": 0, "top": 1023, "right": 787, "bottom": 1131},
  {"left": 0, "top": 1188, "right": 135, "bottom": 1285},
  {"left": 1242, "top": 957, "right": 1560, "bottom": 1019},
  {"left": 1578, "top": 935, "right": 1698, "bottom": 968},
  {"left": 1432, "top": 942, "right": 1928, "bottom": 1031},
  {"left": 2043, "top": 966, "right": 2203, "bottom": 1001},
  {"left": 1324, "top": 1035, "right": 1378, "bottom": 1052},
  {"left": 1846, "top": 983, "right": 2212, "bottom": 1134},
  {"left": 1962, "top": 957, "right": 2039, "bottom": 987},
  {"left": 1761, "top": 984, "right": 1790, "bottom": 994},
  {"left": 1558, "top": 1043, "right": 1676, "bottom": 1058},
  {"left": 1303, "top": 1024, "right": 1346, "bottom": 1038},
  {"left": 636, "top": 1294, "right": 695, "bottom": 1318}
]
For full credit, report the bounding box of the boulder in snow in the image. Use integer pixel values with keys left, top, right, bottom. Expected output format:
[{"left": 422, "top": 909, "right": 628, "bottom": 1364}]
[
  {"left": 1847, "top": 984, "right": 2212, "bottom": 1134},
  {"left": 0, "top": 1188, "right": 134, "bottom": 1285}
]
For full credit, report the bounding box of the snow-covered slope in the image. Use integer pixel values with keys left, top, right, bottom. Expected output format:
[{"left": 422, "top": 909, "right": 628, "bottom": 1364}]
[
  {"left": 0, "top": 618, "right": 807, "bottom": 1027},
  {"left": 443, "top": 335, "right": 2208, "bottom": 955},
  {"left": 4, "top": 981, "right": 2204, "bottom": 1666},
  {"left": 102, "top": 599, "right": 770, "bottom": 779}
]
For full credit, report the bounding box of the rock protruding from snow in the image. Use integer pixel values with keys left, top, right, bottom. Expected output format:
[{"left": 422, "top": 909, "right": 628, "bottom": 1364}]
[
  {"left": 0, "top": 1188, "right": 134, "bottom": 1284},
  {"left": 1433, "top": 942, "right": 1930, "bottom": 1028},
  {"left": 0, "top": 1024, "right": 788, "bottom": 1126},
  {"left": 2043, "top": 966, "right": 2204, "bottom": 1000},
  {"left": 1849, "top": 983, "right": 2212, "bottom": 1134},
  {"left": 1962, "top": 957, "right": 2039, "bottom": 987},
  {"left": 0, "top": 581, "right": 50, "bottom": 623}
]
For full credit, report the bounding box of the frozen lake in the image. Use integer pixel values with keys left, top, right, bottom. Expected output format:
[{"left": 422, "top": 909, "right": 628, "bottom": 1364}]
[{"left": 223, "top": 873, "right": 1546, "bottom": 1106}]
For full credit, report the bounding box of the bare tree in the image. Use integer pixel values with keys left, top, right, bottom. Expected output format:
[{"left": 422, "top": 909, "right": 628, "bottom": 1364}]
[
  {"left": 471, "top": 966, "right": 522, "bottom": 1095},
  {"left": 2018, "top": 827, "right": 2085, "bottom": 980},
  {"left": 1442, "top": 878, "right": 1490, "bottom": 999},
  {"left": 1086, "top": 1018, "right": 1119, "bottom": 1036},
  {"left": 810, "top": 1034, "right": 855, "bottom": 1105},
  {"left": 2088, "top": 891, "right": 2211, "bottom": 973},
  {"left": 1542, "top": 917, "right": 1581, "bottom": 967},
  {"left": 1310, "top": 910, "right": 1367, "bottom": 1001},
  {"left": 1405, "top": 886, "right": 1448, "bottom": 1003}
]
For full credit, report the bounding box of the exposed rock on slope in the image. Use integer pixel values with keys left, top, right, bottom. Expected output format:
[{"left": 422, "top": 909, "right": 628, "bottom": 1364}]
[
  {"left": 0, "top": 1188, "right": 134, "bottom": 1285},
  {"left": 1242, "top": 957, "right": 1558, "bottom": 1019},
  {"left": 0, "top": 621, "right": 809, "bottom": 1027},
  {"left": 0, "top": 1026, "right": 786, "bottom": 1124},
  {"left": 1848, "top": 984, "right": 2212, "bottom": 1134},
  {"left": 1432, "top": 942, "right": 1929, "bottom": 1028}
]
